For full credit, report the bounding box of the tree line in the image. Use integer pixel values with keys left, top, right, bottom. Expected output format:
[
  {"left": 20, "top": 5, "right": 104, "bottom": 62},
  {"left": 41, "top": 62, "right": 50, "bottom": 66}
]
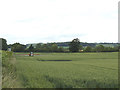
[
  {"left": 69, "top": 38, "right": 119, "bottom": 52},
  {"left": 1, "top": 38, "right": 119, "bottom": 52}
]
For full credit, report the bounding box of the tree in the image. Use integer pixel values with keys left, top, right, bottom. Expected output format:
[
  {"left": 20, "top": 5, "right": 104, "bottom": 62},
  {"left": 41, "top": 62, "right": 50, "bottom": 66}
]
[
  {"left": 28, "top": 44, "right": 34, "bottom": 52},
  {"left": 58, "top": 47, "right": 64, "bottom": 52},
  {"left": 51, "top": 44, "right": 58, "bottom": 52},
  {"left": 84, "top": 46, "right": 92, "bottom": 52},
  {"left": 36, "top": 43, "right": 42, "bottom": 49},
  {"left": 113, "top": 46, "right": 119, "bottom": 52},
  {"left": 79, "top": 45, "right": 83, "bottom": 50},
  {"left": 103, "top": 47, "right": 115, "bottom": 52},
  {"left": 40, "top": 44, "right": 49, "bottom": 52},
  {"left": 34, "top": 43, "right": 42, "bottom": 52},
  {"left": 11, "top": 43, "right": 25, "bottom": 52},
  {"left": 0, "top": 38, "right": 8, "bottom": 50},
  {"left": 118, "top": 45, "right": 120, "bottom": 52},
  {"left": 69, "top": 38, "right": 80, "bottom": 52},
  {"left": 95, "top": 45, "right": 104, "bottom": 52}
]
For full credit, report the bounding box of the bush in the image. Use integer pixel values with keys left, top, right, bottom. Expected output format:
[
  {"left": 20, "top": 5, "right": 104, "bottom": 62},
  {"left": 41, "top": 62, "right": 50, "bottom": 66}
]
[{"left": 2, "top": 51, "right": 18, "bottom": 88}]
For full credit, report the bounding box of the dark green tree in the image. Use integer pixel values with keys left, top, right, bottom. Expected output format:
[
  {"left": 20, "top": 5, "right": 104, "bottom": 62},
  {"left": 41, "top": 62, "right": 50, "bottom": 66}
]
[
  {"left": 40, "top": 44, "right": 50, "bottom": 52},
  {"left": 51, "top": 44, "right": 58, "bottom": 52},
  {"left": 113, "top": 46, "right": 119, "bottom": 52},
  {"left": 34, "top": 43, "right": 42, "bottom": 52},
  {"left": 28, "top": 44, "right": 34, "bottom": 52},
  {"left": 79, "top": 45, "right": 83, "bottom": 50},
  {"left": 95, "top": 45, "right": 104, "bottom": 52},
  {"left": 36, "top": 43, "right": 42, "bottom": 48},
  {"left": 118, "top": 45, "right": 120, "bottom": 52},
  {"left": 84, "top": 46, "right": 92, "bottom": 52},
  {"left": 58, "top": 47, "right": 64, "bottom": 52},
  {"left": 103, "top": 47, "right": 115, "bottom": 52},
  {"left": 0, "top": 38, "right": 8, "bottom": 50},
  {"left": 69, "top": 38, "right": 80, "bottom": 52},
  {"left": 11, "top": 43, "right": 25, "bottom": 52}
]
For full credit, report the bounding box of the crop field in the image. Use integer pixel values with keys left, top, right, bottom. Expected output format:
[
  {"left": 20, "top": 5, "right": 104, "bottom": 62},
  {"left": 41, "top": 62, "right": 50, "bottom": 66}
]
[{"left": 12, "top": 52, "right": 118, "bottom": 88}]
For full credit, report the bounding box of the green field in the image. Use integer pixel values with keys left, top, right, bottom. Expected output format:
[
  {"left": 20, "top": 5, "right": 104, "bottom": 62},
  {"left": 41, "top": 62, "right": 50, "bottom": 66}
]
[{"left": 13, "top": 52, "right": 118, "bottom": 88}]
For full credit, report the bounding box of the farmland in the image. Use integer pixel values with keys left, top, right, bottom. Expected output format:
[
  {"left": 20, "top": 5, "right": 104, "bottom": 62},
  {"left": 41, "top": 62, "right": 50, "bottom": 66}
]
[{"left": 12, "top": 52, "right": 118, "bottom": 88}]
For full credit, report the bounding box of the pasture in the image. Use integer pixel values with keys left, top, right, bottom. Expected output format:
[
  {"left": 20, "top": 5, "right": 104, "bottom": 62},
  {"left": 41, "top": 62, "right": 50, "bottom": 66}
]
[{"left": 14, "top": 52, "right": 118, "bottom": 88}]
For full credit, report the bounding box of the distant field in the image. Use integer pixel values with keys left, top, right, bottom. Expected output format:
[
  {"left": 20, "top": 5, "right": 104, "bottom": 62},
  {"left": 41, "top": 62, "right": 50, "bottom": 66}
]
[{"left": 14, "top": 52, "right": 118, "bottom": 88}]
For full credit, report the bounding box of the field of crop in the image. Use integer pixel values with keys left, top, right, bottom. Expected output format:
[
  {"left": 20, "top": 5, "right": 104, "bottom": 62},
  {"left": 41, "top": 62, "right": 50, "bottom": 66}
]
[{"left": 13, "top": 52, "right": 118, "bottom": 88}]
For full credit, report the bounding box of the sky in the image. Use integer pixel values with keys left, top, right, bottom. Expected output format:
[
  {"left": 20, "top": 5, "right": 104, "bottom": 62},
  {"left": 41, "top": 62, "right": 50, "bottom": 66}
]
[{"left": 0, "top": 0, "right": 119, "bottom": 44}]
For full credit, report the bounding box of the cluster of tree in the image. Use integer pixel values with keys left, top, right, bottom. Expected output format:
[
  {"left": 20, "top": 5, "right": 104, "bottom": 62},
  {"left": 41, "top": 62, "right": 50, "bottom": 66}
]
[
  {"left": 8, "top": 43, "right": 26, "bottom": 52},
  {"left": 68, "top": 38, "right": 119, "bottom": 52},
  {"left": 84, "top": 45, "right": 119, "bottom": 52},
  {"left": 1, "top": 38, "right": 119, "bottom": 52},
  {"left": 25, "top": 43, "right": 65, "bottom": 52},
  {"left": 8, "top": 43, "right": 65, "bottom": 52}
]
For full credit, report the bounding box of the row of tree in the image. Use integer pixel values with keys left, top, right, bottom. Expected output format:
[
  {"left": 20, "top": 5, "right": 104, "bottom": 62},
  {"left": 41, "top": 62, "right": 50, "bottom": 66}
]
[
  {"left": 26, "top": 43, "right": 64, "bottom": 52},
  {"left": 8, "top": 43, "right": 64, "bottom": 52},
  {"left": 69, "top": 38, "right": 119, "bottom": 52},
  {"left": 1, "top": 38, "right": 119, "bottom": 52},
  {"left": 84, "top": 45, "right": 119, "bottom": 52}
]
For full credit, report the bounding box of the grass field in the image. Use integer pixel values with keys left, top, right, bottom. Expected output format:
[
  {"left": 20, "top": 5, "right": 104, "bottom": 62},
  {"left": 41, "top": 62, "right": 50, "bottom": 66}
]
[{"left": 13, "top": 52, "right": 118, "bottom": 88}]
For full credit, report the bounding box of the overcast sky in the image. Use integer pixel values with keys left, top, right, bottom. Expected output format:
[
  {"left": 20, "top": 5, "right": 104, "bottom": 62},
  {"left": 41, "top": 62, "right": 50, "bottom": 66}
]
[{"left": 0, "top": 0, "right": 119, "bottom": 44}]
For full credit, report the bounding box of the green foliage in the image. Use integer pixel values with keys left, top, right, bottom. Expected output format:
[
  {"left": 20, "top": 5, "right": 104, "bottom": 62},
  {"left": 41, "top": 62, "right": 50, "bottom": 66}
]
[
  {"left": 25, "top": 42, "right": 119, "bottom": 53},
  {"left": 84, "top": 46, "right": 92, "bottom": 52},
  {"left": 28, "top": 44, "right": 34, "bottom": 52},
  {"left": 79, "top": 45, "right": 83, "bottom": 50},
  {"left": 58, "top": 47, "right": 64, "bottom": 52},
  {"left": 5, "top": 39, "right": 118, "bottom": 53},
  {"left": 2, "top": 51, "right": 22, "bottom": 88},
  {"left": 15, "top": 52, "right": 118, "bottom": 88},
  {"left": 51, "top": 44, "right": 58, "bottom": 52},
  {"left": 0, "top": 38, "right": 8, "bottom": 50},
  {"left": 34, "top": 43, "right": 64, "bottom": 52},
  {"left": 92, "top": 45, "right": 118, "bottom": 52},
  {"left": 10, "top": 43, "right": 25, "bottom": 52},
  {"left": 2, "top": 51, "right": 13, "bottom": 67},
  {"left": 69, "top": 38, "right": 80, "bottom": 52},
  {"left": 36, "top": 43, "right": 41, "bottom": 49},
  {"left": 95, "top": 45, "right": 104, "bottom": 52}
]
